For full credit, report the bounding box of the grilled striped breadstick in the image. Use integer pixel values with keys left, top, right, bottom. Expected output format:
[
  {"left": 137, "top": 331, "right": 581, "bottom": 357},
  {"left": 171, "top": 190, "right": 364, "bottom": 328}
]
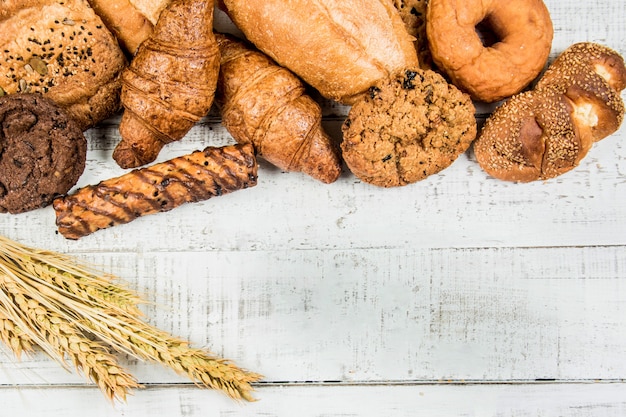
[{"left": 53, "top": 143, "right": 257, "bottom": 239}]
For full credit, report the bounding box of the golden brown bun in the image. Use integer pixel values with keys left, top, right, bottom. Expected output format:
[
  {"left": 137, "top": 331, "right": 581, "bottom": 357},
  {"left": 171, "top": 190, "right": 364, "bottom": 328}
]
[
  {"left": 474, "top": 42, "right": 626, "bottom": 182},
  {"left": 87, "top": 0, "right": 171, "bottom": 54},
  {"left": 0, "top": 0, "right": 127, "bottom": 130},
  {"left": 427, "top": 0, "right": 553, "bottom": 102},
  {"left": 221, "top": 0, "right": 420, "bottom": 104}
]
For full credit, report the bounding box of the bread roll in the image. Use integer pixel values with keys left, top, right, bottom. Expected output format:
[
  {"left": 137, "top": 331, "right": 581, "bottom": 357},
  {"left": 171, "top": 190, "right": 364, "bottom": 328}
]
[{"left": 0, "top": 0, "right": 127, "bottom": 130}]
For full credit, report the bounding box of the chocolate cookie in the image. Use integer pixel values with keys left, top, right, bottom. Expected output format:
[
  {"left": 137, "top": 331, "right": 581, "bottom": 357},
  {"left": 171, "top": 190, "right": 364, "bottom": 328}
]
[
  {"left": 341, "top": 69, "right": 476, "bottom": 187},
  {"left": 0, "top": 94, "right": 87, "bottom": 214}
]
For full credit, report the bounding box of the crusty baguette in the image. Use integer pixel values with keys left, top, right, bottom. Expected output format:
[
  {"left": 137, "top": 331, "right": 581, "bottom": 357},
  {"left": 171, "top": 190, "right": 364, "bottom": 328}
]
[
  {"left": 220, "top": 0, "right": 419, "bottom": 104},
  {"left": 53, "top": 143, "right": 257, "bottom": 240}
]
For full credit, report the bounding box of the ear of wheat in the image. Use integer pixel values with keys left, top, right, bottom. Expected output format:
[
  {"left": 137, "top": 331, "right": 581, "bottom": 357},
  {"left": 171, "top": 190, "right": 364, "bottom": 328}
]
[{"left": 0, "top": 235, "right": 261, "bottom": 402}]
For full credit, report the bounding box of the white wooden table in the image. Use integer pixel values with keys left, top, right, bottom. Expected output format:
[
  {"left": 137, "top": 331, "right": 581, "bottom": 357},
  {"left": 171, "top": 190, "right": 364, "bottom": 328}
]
[{"left": 2, "top": 1, "right": 626, "bottom": 415}]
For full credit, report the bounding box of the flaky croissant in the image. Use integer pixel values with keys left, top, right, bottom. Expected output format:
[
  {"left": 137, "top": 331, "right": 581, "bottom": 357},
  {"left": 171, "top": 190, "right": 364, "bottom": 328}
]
[
  {"left": 215, "top": 33, "right": 342, "bottom": 184},
  {"left": 113, "top": 0, "right": 220, "bottom": 169}
]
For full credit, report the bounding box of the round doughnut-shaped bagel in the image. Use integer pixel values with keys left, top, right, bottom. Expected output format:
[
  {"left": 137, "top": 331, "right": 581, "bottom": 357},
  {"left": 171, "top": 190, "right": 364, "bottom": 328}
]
[
  {"left": 341, "top": 68, "right": 476, "bottom": 187},
  {"left": 0, "top": 94, "right": 87, "bottom": 213},
  {"left": 426, "top": 0, "right": 553, "bottom": 103}
]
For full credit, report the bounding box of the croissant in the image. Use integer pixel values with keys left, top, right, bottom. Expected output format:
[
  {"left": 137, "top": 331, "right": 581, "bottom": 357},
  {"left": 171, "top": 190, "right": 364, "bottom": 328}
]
[
  {"left": 112, "top": 0, "right": 220, "bottom": 169},
  {"left": 53, "top": 143, "right": 257, "bottom": 239},
  {"left": 215, "top": 34, "right": 342, "bottom": 184}
]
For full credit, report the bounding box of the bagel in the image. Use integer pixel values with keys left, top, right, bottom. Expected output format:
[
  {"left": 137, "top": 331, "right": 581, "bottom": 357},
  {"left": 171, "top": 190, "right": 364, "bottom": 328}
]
[
  {"left": 426, "top": 0, "right": 553, "bottom": 103},
  {"left": 473, "top": 42, "right": 626, "bottom": 182}
]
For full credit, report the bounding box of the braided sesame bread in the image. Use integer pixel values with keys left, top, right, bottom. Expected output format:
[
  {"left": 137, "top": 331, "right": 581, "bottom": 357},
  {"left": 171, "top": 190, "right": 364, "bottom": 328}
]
[
  {"left": 473, "top": 42, "right": 626, "bottom": 182},
  {"left": 0, "top": 0, "right": 127, "bottom": 130}
]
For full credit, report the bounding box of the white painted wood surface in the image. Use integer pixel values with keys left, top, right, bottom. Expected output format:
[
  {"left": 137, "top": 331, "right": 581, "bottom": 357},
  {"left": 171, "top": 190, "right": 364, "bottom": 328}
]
[{"left": 2, "top": 0, "right": 626, "bottom": 415}]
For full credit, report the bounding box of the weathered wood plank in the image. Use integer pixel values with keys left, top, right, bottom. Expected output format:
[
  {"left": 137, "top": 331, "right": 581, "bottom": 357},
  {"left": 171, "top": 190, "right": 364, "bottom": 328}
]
[
  {"left": 1, "top": 246, "right": 624, "bottom": 386},
  {"left": 2, "top": 118, "right": 625, "bottom": 254},
  {"left": 2, "top": 382, "right": 626, "bottom": 416}
]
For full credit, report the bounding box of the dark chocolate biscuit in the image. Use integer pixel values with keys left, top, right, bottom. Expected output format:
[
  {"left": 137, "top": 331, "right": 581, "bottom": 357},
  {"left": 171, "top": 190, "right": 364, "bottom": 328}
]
[
  {"left": 341, "top": 69, "right": 476, "bottom": 187},
  {"left": 0, "top": 94, "right": 87, "bottom": 213}
]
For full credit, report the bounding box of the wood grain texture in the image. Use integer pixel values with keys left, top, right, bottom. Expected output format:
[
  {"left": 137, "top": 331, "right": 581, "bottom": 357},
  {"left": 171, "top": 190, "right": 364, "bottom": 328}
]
[
  {"left": 1, "top": 0, "right": 625, "bottom": 415},
  {"left": 1, "top": 383, "right": 626, "bottom": 416}
]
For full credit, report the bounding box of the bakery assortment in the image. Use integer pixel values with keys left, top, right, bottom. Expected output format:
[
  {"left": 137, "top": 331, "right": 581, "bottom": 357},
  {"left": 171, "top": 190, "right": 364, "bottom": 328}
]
[
  {"left": 0, "top": 0, "right": 127, "bottom": 130},
  {"left": 426, "top": 0, "right": 553, "bottom": 102},
  {"left": 53, "top": 143, "right": 257, "bottom": 239},
  {"left": 342, "top": 69, "right": 476, "bottom": 187},
  {"left": 0, "top": 94, "right": 86, "bottom": 214},
  {"left": 113, "top": 0, "right": 220, "bottom": 169},
  {"left": 0, "top": 0, "right": 624, "bottom": 233},
  {"left": 473, "top": 43, "right": 626, "bottom": 182},
  {"left": 215, "top": 34, "right": 342, "bottom": 184}
]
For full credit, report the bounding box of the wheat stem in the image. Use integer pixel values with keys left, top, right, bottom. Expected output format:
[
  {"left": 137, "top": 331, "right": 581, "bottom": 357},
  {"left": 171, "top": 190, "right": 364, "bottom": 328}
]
[
  {"left": 0, "top": 280, "right": 140, "bottom": 401},
  {"left": 0, "top": 235, "right": 262, "bottom": 402}
]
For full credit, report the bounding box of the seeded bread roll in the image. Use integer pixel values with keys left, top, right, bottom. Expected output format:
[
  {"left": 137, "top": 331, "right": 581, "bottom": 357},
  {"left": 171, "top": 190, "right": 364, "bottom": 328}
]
[
  {"left": 393, "top": 0, "right": 434, "bottom": 69},
  {"left": 474, "top": 42, "right": 626, "bottom": 182},
  {"left": 0, "top": 0, "right": 127, "bottom": 130}
]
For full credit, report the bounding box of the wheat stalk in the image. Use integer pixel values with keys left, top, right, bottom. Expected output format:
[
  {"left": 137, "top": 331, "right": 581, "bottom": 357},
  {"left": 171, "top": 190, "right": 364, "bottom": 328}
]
[
  {"left": 83, "top": 312, "right": 263, "bottom": 401},
  {"left": 0, "top": 235, "right": 261, "bottom": 402},
  {"left": 0, "top": 278, "right": 140, "bottom": 401},
  {"left": 0, "top": 312, "right": 34, "bottom": 359}
]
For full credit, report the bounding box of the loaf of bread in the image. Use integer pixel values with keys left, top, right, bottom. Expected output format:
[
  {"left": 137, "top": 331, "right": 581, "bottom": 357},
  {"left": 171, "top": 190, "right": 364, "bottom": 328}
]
[
  {"left": 0, "top": 0, "right": 127, "bottom": 130},
  {"left": 220, "top": 0, "right": 420, "bottom": 104}
]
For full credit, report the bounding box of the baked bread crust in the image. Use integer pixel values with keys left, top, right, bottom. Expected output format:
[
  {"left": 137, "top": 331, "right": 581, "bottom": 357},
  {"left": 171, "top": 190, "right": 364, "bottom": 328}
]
[
  {"left": 0, "top": 0, "right": 127, "bottom": 130},
  {"left": 87, "top": 0, "right": 171, "bottom": 54},
  {"left": 221, "top": 0, "right": 419, "bottom": 104},
  {"left": 341, "top": 68, "right": 476, "bottom": 187},
  {"left": 393, "top": 0, "right": 433, "bottom": 70},
  {"left": 216, "top": 33, "right": 342, "bottom": 184},
  {"left": 473, "top": 42, "right": 626, "bottom": 182}
]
